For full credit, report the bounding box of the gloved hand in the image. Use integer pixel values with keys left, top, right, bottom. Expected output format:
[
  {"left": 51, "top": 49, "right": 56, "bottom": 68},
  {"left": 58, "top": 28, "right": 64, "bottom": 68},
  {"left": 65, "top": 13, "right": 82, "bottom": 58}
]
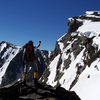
[{"left": 39, "top": 41, "right": 41, "bottom": 44}]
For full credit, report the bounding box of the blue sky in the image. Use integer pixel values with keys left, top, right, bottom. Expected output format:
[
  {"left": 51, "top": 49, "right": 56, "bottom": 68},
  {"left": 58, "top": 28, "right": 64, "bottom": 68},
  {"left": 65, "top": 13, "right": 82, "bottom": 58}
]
[{"left": 0, "top": 0, "right": 100, "bottom": 50}]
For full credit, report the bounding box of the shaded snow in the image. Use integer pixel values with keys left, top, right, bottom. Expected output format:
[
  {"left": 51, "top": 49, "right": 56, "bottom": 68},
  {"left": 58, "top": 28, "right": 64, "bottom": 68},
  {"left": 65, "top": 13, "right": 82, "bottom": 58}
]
[
  {"left": 71, "top": 32, "right": 78, "bottom": 37},
  {"left": 92, "top": 37, "right": 100, "bottom": 50},
  {"left": 58, "top": 41, "right": 64, "bottom": 52}
]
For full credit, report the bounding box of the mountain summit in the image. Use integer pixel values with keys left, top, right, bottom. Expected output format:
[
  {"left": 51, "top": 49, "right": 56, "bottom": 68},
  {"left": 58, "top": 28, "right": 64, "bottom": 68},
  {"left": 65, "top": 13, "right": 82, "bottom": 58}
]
[{"left": 42, "top": 11, "right": 100, "bottom": 100}]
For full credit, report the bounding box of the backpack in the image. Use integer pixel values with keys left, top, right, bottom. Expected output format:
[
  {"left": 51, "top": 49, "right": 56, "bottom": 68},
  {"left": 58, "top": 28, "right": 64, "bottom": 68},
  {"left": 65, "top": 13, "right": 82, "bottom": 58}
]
[{"left": 23, "top": 43, "right": 36, "bottom": 62}]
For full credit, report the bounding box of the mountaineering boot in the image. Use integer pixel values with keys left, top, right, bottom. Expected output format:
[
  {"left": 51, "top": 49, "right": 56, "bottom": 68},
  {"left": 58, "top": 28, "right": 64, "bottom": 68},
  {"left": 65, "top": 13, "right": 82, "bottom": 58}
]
[
  {"left": 34, "top": 72, "right": 38, "bottom": 86},
  {"left": 34, "top": 78, "right": 38, "bottom": 86},
  {"left": 22, "top": 72, "right": 27, "bottom": 82}
]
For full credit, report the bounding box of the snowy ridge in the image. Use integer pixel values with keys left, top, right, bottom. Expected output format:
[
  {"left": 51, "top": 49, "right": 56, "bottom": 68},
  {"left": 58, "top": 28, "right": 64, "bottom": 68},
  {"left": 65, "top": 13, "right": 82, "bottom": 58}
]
[
  {"left": 42, "top": 11, "right": 100, "bottom": 100},
  {"left": 85, "top": 11, "right": 100, "bottom": 18},
  {"left": 0, "top": 41, "right": 20, "bottom": 84}
]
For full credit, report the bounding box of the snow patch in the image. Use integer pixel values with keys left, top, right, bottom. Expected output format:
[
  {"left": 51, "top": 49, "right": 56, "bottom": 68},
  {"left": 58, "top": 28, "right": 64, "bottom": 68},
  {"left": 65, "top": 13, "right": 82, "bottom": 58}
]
[
  {"left": 47, "top": 54, "right": 60, "bottom": 87},
  {"left": 77, "top": 22, "right": 100, "bottom": 37}
]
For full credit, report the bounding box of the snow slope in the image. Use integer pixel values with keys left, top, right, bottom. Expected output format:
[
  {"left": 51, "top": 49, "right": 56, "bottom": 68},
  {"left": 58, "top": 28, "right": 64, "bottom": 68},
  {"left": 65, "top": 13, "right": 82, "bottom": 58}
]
[{"left": 72, "top": 60, "right": 100, "bottom": 100}]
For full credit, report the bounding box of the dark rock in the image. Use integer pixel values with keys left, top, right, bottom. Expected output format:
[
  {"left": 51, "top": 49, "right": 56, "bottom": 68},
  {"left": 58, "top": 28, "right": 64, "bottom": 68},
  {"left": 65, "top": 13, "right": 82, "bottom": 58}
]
[
  {"left": 0, "top": 81, "right": 81, "bottom": 100},
  {"left": 55, "top": 87, "right": 81, "bottom": 100}
]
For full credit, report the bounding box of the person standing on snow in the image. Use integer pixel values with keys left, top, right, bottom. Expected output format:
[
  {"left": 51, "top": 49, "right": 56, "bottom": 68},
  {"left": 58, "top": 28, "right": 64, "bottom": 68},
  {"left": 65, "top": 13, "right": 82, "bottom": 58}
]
[{"left": 22, "top": 40, "right": 41, "bottom": 85}]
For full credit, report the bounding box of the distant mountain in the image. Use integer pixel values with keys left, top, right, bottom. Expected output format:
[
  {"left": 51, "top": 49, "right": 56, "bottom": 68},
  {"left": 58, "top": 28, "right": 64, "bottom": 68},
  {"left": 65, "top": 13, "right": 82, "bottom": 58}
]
[
  {"left": 41, "top": 11, "right": 100, "bottom": 100},
  {"left": 0, "top": 41, "right": 49, "bottom": 86},
  {"left": 0, "top": 41, "right": 20, "bottom": 85}
]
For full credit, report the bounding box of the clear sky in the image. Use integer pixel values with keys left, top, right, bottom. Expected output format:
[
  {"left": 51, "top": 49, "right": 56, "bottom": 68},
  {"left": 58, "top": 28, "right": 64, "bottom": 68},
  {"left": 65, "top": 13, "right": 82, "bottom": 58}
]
[{"left": 0, "top": 0, "right": 100, "bottom": 51}]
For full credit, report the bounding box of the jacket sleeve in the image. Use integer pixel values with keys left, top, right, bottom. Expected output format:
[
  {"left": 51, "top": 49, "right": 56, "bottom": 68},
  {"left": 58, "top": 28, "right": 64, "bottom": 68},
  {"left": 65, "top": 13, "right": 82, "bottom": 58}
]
[{"left": 36, "top": 41, "right": 41, "bottom": 48}]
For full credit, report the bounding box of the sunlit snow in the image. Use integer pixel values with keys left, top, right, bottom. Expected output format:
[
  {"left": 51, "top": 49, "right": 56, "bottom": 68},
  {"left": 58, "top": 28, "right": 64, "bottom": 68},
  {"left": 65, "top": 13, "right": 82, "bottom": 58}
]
[
  {"left": 72, "top": 59, "right": 100, "bottom": 100},
  {"left": 47, "top": 54, "right": 60, "bottom": 86},
  {"left": 77, "top": 22, "right": 100, "bottom": 37}
]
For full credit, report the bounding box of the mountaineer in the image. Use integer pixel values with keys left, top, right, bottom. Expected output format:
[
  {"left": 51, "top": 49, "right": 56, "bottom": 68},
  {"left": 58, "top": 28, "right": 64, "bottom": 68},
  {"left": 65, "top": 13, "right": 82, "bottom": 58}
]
[{"left": 22, "top": 40, "right": 41, "bottom": 85}]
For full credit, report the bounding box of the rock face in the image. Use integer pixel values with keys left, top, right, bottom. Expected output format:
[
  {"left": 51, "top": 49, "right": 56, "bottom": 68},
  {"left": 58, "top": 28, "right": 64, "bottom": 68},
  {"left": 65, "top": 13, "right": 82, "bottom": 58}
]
[
  {"left": 0, "top": 41, "right": 49, "bottom": 86},
  {"left": 0, "top": 81, "right": 81, "bottom": 100},
  {"left": 41, "top": 11, "right": 100, "bottom": 93}
]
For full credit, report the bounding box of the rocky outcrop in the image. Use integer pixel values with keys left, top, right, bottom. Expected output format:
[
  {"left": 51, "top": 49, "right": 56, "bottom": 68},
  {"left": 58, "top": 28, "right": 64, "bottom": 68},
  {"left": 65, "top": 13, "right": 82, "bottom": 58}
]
[
  {"left": 0, "top": 81, "right": 81, "bottom": 100},
  {"left": 42, "top": 11, "right": 100, "bottom": 91}
]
